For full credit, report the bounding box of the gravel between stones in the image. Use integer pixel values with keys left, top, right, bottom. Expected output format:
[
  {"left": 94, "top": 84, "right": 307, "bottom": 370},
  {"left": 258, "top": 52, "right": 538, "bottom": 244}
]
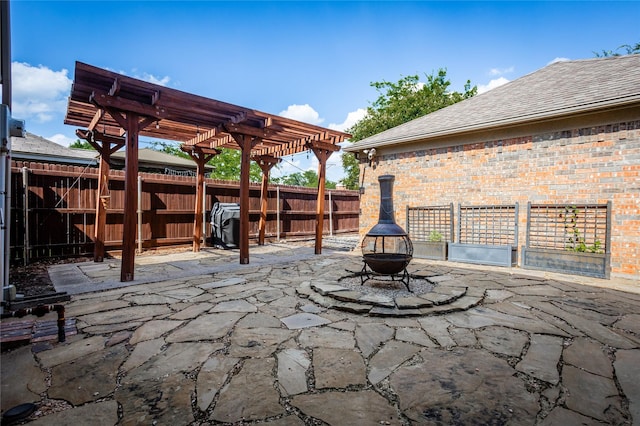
[{"left": 337, "top": 274, "right": 435, "bottom": 297}]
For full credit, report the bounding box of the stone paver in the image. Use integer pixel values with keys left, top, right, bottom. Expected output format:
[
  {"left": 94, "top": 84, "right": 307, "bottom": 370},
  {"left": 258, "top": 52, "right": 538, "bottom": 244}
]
[
  {"left": 2, "top": 242, "right": 640, "bottom": 425},
  {"left": 196, "top": 355, "right": 240, "bottom": 411},
  {"left": 277, "top": 348, "right": 310, "bottom": 395},
  {"left": 291, "top": 390, "right": 401, "bottom": 426},
  {"left": 27, "top": 400, "right": 118, "bottom": 426},
  {"left": 313, "top": 347, "right": 366, "bottom": 388},
  {"left": 614, "top": 349, "right": 640, "bottom": 423},
  {"left": 515, "top": 334, "right": 564, "bottom": 384},
  {"left": 390, "top": 347, "right": 539, "bottom": 424},
  {"left": 211, "top": 358, "right": 284, "bottom": 422},
  {"left": 563, "top": 364, "right": 624, "bottom": 422}
]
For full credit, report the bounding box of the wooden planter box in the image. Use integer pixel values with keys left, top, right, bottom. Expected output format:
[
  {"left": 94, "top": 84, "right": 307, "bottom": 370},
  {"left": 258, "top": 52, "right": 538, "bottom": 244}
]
[
  {"left": 413, "top": 241, "right": 448, "bottom": 260},
  {"left": 448, "top": 243, "right": 517, "bottom": 267},
  {"left": 521, "top": 247, "right": 610, "bottom": 279}
]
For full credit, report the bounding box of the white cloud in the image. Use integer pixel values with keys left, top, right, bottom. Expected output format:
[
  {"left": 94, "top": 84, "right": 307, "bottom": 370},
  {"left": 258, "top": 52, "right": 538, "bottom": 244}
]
[
  {"left": 477, "top": 77, "right": 510, "bottom": 94},
  {"left": 49, "top": 133, "right": 76, "bottom": 147},
  {"left": 489, "top": 66, "right": 514, "bottom": 76},
  {"left": 122, "top": 68, "right": 171, "bottom": 86},
  {"left": 11, "top": 62, "right": 72, "bottom": 123},
  {"left": 278, "top": 104, "right": 324, "bottom": 125},
  {"left": 328, "top": 108, "right": 367, "bottom": 132},
  {"left": 137, "top": 72, "right": 170, "bottom": 86},
  {"left": 548, "top": 57, "right": 571, "bottom": 65}
]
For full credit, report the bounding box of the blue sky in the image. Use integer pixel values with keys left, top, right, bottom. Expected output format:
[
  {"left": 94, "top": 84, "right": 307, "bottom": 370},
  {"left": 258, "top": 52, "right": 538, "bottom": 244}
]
[{"left": 8, "top": 1, "right": 640, "bottom": 182}]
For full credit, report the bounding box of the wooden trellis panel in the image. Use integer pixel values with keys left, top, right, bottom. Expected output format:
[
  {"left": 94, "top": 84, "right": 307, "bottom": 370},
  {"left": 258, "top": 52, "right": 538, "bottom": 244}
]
[
  {"left": 526, "top": 203, "right": 610, "bottom": 253},
  {"left": 406, "top": 204, "right": 454, "bottom": 242}
]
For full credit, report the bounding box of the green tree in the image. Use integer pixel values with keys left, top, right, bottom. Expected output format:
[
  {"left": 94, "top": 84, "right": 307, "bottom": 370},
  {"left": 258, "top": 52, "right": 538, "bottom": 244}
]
[
  {"left": 149, "top": 140, "right": 262, "bottom": 182},
  {"left": 272, "top": 169, "right": 336, "bottom": 189},
  {"left": 595, "top": 42, "right": 640, "bottom": 57},
  {"left": 69, "top": 139, "right": 95, "bottom": 150},
  {"left": 149, "top": 140, "right": 190, "bottom": 159},
  {"left": 208, "top": 148, "right": 262, "bottom": 182},
  {"left": 341, "top": 69, "right": 476, "bottom": 189},
  {"left": 341, "top": 151, "right": 360, "bottom": 190}
]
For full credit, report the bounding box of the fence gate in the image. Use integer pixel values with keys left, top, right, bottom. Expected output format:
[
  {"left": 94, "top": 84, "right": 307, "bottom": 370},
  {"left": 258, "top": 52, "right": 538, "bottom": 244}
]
[
  {"left": 448, "top": 203, "right": 518, "bottom": 267},
  {"left": 406, "top": 204, "right": 454, "bottom": 260},
  {"left": 521, "top": 202, "right": 611, "bottom": 278}
]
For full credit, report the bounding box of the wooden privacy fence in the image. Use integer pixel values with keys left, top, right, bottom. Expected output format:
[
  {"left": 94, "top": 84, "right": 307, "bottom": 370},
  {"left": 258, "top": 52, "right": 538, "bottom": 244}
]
[{"left": 10, "top": 162, "right": 360, "bottom": 264}]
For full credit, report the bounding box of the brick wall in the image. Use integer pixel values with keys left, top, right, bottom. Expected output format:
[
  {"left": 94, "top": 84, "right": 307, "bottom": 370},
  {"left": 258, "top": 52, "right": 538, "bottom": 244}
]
[{"left": 359, "top": 120, "right": 640, "bottom": 280}]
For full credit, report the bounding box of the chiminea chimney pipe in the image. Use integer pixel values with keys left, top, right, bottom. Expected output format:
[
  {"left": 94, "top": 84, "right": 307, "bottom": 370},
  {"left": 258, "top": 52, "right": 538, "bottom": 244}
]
[
  {"left": 377, "top": 175, "right": 395, "bottom": 224},
  {"left": 366, "top": 175, "right": 407, "bottom": 237}
]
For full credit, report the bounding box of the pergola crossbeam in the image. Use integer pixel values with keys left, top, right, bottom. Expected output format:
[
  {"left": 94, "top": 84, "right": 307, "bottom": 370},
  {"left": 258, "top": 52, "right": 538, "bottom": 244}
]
[{"left": 90, "top": 90, "right": 167, "bottom": 122}]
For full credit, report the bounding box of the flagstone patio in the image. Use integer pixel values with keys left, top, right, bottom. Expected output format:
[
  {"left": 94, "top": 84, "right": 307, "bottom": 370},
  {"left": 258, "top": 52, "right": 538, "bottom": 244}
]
[{"left": 1, "top": 239, "right": 639, "bottom": 425}]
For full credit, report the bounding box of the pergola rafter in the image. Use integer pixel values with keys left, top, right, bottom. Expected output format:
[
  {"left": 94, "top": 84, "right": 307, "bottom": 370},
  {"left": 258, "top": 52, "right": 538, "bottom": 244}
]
[{"left": 64, "top": 61, "right": 350, "bottom": 282}]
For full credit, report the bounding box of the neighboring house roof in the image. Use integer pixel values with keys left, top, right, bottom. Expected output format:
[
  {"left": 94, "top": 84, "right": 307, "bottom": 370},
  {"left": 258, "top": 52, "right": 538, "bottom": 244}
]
[
  {"left": 11, "top": 132, "right": 99, "bottom": 166},
  {"left": 345, "top": 55, "right": 640, "bottom": 151},
  {"left": 111, "top": 148, "right": 213, "bottom": 172},
  {"left": 10, "top": 133, "right": 212, "bottom": 173}
]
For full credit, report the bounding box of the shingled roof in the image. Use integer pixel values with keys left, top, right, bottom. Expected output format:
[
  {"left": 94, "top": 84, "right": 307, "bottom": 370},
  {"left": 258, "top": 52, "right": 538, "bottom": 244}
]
[
  {"left": 11, "top": 132, "right": 98, "bottom": 165},
  {"left": 345, "top": 55, "right": 640, "bottom": 151}
]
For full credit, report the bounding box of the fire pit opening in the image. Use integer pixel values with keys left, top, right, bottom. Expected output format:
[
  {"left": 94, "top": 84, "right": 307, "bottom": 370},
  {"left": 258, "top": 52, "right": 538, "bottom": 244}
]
[{"left": 361, "top": 175, "right": 413, "bottom": 291}]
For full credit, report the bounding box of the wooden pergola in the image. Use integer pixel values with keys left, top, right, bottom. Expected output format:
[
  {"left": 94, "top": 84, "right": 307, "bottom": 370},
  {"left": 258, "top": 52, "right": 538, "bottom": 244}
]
[{"left": 64, "top": 62, "right": 350, "bottom": 282}]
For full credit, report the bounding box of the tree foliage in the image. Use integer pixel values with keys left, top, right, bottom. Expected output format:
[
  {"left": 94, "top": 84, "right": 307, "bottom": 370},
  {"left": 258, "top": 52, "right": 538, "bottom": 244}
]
[
  {"left": 347, "top": 70, "right": 476, "bottom": 142},
  {"left": 340, "top": 151, "right": 360, "bottom": 190},
  {"left": 207, "top": 148, "right": 262, "bottom": 182},
  {"left": 594, "top": 42, "right": 640, "bottom": 57},
  {"left": 271, "top": 169, "right": 337, "bottom": 189},
  {"left": 340, "top": 69, "right": 477, "bottom": 189},
  {"left": 69, "top": 139, "right": 94, "bottom": 150},
  {"left": 149, "top": 140, "right": 189, "bottom": 159},
  {"left": 149, "top": 140, "right": 262, "bottom": 182}
]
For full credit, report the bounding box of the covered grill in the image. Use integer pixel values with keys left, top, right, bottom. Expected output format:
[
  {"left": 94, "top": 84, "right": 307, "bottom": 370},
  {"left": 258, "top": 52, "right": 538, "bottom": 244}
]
[{"left": 361, "top": 175, "right": 413, "bottom": 290}]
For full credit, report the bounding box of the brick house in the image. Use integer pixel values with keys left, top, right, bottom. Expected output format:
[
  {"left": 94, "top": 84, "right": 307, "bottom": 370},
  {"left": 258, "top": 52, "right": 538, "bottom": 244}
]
[{"left": 344, "top": 55, "right": 640, "bottom": 280}]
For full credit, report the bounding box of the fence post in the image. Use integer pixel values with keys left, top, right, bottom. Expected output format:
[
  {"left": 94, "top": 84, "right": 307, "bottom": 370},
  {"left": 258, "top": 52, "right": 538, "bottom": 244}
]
[
  {"left": 137, "top": 175, "right": 142, "bottom": 254},
  {"left": 329, "top": 191, "right": 333, "bottom": 236},
  {"left": 202, "top": 181, "right": 207, "bottom": 242},
  {"left": 276, "top": 185, "right": 280, "bottom": 242}
]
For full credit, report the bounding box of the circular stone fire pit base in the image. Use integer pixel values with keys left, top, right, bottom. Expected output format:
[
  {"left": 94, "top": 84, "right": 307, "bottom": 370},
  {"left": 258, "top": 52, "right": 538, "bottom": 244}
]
[{"left": 296, "top": 272, "right": 485, "bottom": 317}]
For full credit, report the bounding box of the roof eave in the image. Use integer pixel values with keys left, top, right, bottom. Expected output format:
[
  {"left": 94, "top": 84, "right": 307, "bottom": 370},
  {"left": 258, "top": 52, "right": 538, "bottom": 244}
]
[
  {"left": 343, "top": 95, "right": 640, "bottom": 152},
  {"left": 12, "top": 153, "right": 98, "bottom": 166}
]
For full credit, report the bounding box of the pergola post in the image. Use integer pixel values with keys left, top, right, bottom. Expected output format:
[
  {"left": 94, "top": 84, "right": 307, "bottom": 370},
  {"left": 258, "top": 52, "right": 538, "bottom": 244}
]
[
  {"left": 182, "top": 145, "right": 218, "bottom": 252},
  {"left": 121, "top": 113, "right": 140, "bottom": 281},
  {"left": 76, "top": 129, "right": 124, "bottom": 263},
  {"left": 255, "top": 155, "right": 281, "bottom": 245},
  {"left": 102, "top": 110, "right": 155, "bottom": 282},
  {"left": 308, "top": 141, "right": 341, "bottom": 255},
  {"left": 230, "top": 133, "right": 259, "bottom": 264}
]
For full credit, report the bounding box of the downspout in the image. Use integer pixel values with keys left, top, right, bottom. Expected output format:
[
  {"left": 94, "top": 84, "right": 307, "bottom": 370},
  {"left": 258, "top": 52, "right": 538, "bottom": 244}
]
[{"left": 21, "top": 166, "right": 28, "bottom": 265}]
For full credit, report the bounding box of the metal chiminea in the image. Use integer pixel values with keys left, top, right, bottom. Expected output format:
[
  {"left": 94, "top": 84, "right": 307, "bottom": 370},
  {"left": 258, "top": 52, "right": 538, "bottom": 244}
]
[{"left": 361, "top": 175, "right": 413, "bottom": 290}]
